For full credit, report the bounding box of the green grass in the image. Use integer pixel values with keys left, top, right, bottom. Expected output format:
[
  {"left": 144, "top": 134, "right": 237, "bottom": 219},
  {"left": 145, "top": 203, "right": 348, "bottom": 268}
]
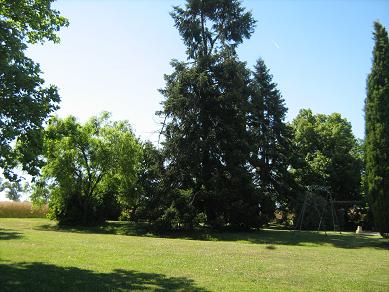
[{"left": 1, "top": 218, "right": 388, "bottom": 291}]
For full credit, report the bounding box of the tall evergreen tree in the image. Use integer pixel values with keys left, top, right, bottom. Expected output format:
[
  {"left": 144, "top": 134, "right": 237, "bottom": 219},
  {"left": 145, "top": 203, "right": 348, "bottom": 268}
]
[
  {"left": 365, "top": 21, "right": 389, "bottom": 237},
  {"left": 159, "top": 0, "right": 262, "bottom": 229},
  {"left": 248, "top": 59, "right": 293, "bottom": 214}
]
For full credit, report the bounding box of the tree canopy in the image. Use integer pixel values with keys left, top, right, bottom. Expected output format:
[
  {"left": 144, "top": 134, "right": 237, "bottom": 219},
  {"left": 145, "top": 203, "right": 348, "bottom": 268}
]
[
  {"left": 155, "top": 0, "right": 294, "bottom": 230},
  {"left": 32, "top": 113, "right": 142, "bottom": 225},
  {"left": 0, "top": 0, "right": 68, "bottom": 179},
  {"left": 291, "top": 109, "right": 362, "bottom": 201},
  {"left": 248, "top": 58, "right": 294, "bottom": 208},
  {"left": 171, "top": 0, "right": 255, "bottom": 59}
]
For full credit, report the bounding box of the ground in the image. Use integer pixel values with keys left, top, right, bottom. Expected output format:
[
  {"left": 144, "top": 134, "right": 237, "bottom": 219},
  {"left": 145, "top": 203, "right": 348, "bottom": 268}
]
[{"left": 1, "top": 218, "right": 388, "bottom": 291}]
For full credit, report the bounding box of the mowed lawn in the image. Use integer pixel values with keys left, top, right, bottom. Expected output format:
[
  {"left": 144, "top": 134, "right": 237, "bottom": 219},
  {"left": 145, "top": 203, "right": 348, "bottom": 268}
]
[{"left": 1, "top": 218, "right": 388, "bottom": 291}]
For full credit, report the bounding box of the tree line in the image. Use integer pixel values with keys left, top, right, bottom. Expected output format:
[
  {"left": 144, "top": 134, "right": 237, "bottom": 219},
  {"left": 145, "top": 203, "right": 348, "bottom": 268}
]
[{"left": 0, "top": 0, "right": 388, "bottom": 237}]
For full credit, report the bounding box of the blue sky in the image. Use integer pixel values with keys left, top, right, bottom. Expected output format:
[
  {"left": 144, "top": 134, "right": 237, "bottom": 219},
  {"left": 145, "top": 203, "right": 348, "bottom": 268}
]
[{"left": 26, "top": 0, "right": 389, "bottom": 142}]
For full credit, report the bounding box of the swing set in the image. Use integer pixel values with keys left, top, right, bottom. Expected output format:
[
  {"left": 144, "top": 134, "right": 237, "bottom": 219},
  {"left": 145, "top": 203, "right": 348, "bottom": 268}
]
[{"left": 294, "top": 186, "right": 361, "bottom": 234}]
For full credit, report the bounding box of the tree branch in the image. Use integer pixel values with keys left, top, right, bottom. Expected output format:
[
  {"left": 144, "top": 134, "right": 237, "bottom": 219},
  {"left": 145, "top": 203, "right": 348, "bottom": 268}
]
[{"left": 78, "top": 145, "right": 93, "bottom": 195}]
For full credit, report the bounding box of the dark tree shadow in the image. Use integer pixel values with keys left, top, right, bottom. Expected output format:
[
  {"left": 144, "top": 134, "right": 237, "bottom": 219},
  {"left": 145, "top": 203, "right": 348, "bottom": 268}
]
[
  {"left": 0, "top": 261, "right": 209, "bottom": 292},
  {"left": 35, "top": 221, "right": 389, "bottom": 250},
  {"left": 266, "top": 245, "right": 277, "bottom": 250},
  {"left": 0, "top": 228, "right": 23, "bottom": 240}
]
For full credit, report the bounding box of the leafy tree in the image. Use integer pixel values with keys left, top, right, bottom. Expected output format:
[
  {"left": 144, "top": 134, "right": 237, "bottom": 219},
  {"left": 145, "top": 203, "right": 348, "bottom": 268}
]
[
  {"left": 131, "top": 142, "right": 167, "bottom": 222},
  {"left": 0, "top": 179, "right": 29, "bottom": 201},
  {"left": 159, "top": 0, "right": 264, "bottom": 229},
  {"left": 364, "top": 21, "right": 389, "bottom": 237},
  {"left": 248, "top": 58, "right": 294, "bottom": 215},
  {"left": 291, "top": 109, "right": 361, "bottom": 202},
  {"left": 290, "top": 110, "right": 362, "bottom": 230},
  {"left": 32, "top": 113, "right": 142, "bottom": 225},
  {"left": 0, "top": 0, "right": 68, "bottom": 179}
]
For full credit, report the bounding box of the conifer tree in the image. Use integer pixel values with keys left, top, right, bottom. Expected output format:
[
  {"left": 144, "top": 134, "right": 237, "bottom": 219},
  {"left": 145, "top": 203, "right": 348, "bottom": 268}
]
[
  {"left": 159, "top": 0, "right": 261, "bottom": 229},
  {"left": 248, "top": 59, "right": 293, "bottom": 213},
  {"left": 365, "top": 21, "right": 389, "bottom": 237}
]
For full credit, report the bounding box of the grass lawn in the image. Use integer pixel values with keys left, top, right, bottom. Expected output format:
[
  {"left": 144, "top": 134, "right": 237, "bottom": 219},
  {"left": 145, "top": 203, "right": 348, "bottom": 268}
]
[{"left": 1, "top": 218, "right": 388, "bottom": 291}]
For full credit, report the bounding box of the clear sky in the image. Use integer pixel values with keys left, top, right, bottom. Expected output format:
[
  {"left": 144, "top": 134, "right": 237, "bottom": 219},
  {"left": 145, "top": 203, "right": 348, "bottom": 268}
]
[{"left": 25, "top": 0, "right": 389, "bottom": 142}]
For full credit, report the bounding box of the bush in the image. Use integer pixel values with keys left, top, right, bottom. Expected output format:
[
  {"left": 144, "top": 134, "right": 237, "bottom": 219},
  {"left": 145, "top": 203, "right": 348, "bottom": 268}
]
[{"left": 47, "top": 190, "right": 121, "bottom": 226}]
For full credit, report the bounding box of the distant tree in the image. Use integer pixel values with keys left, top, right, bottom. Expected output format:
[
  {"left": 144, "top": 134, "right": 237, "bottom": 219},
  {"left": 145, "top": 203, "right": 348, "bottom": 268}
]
[
  {"left": 0, "top": 179, "right": 29, "bottom": 201},
  {"left": 0, "top": 0, "right": 68, "bottom": 179},
  {"left": 291, "top": 109, "right": 362, "bottom": 201},
  {"left": 31, "top": 113, "right": 142, "bottom": 225},
  {"left": 364, "top": 21, "right": 389, "bottom": 237},
  {"left": 248, "top": 58, "right": 294, "bottom": 216},
  {"left": 159, "top": 0, "right": 265, "bottom": 229}
]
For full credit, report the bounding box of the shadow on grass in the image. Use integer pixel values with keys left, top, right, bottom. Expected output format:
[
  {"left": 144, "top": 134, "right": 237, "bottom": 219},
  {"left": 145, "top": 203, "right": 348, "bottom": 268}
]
[
  {"left": 0, "top": 261, "right": 209, "bottom": 292},
  {"left": 35, "top": 221, "right": 389, "bottom": 250},
  {"left": 266, "top": 245, "right": 277, "bottom": 250},
  {"left": 0, "top": 228, "right": 23, "bottom": 240}
]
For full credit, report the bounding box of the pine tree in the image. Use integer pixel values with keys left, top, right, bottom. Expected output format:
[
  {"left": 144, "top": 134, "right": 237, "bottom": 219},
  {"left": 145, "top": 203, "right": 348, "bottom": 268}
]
[
  {"left": 248, "top": 59, "right": 293, "bottom": 217},
  {"left": 158, "top": 0, "right": 261, "bottom": 229},
  {"left": 365, "top": 21, "right": 389, "bottom": 237}
]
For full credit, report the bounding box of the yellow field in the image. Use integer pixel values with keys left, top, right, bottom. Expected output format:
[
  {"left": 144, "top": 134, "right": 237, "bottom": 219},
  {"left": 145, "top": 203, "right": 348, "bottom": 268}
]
[{"left": 0, "top": 201, "right": 48, "bottom": 218}]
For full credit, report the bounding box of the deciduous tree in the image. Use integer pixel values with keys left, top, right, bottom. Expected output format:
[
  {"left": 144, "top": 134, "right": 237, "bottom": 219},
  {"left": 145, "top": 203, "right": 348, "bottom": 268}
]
[
  {"left": 290, "top": 109, "right": 362, "bottom": 229},
  {"left": 0, "top": 179, "right": 29, "bottom": 201},
  {"left": 32, "top": 113, "right": 142, "bottom": 225},
  {"left": 291, "top": 109, "right": 362, "bottom": 201},
  {"left": 0, "top": 0, "right": 68, "bottom": 179}
]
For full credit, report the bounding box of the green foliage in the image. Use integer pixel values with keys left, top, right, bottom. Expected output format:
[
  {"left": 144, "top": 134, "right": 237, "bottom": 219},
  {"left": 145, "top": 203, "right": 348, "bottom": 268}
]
[
  {"left": 171, "top": 0, "right": 255, "bottom": 59},
  {"left": 131, "top": 142, "right": 166, "bottom": 222},
  {"left": 159, "top": 0, "right": 279, "bottom": 230},
  {"left": 0, "top": 179, "right": 29, "bottom": 201},
  {"left": 290, "top": 110, "right": 363, "bottom": 230},
  {"left": 0, "top": 0, "right": 68, "bottom": 179},
  {"left": 365, "top": 22, "right": 389, "bottom": 236},
  {"left": 0, "top": 0, "right": 69, "bottom": 44},
  {"left": 32, "top": 113, "right": 142, "bottom": 225},
  {"left": 291, "top": 109, "right": 362, "bottom": 201},
  {"left": 248, "top": 58, "right": 295, "bottom": 210}
]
